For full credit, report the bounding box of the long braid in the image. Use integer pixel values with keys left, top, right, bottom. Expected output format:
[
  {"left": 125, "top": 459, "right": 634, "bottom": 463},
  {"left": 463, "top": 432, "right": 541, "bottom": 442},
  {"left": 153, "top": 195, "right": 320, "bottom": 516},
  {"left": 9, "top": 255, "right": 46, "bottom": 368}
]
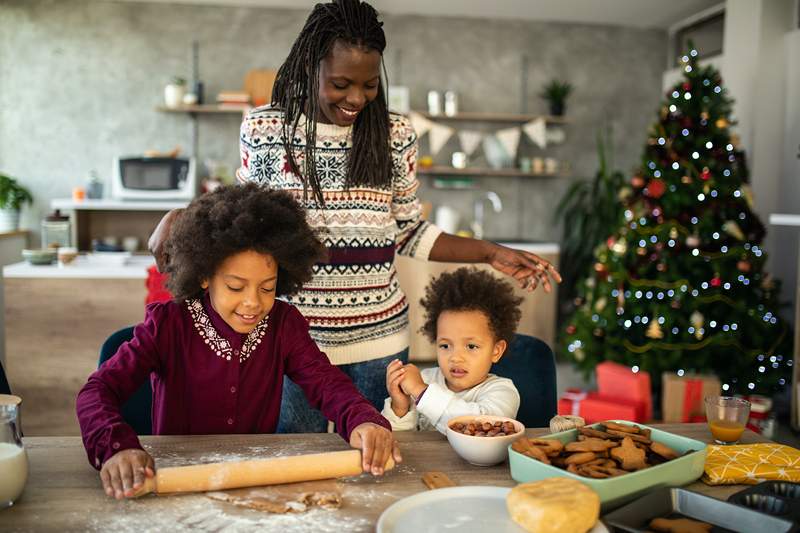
[{"left": 272, "top": 0, "right": 391, "bottom": 206}]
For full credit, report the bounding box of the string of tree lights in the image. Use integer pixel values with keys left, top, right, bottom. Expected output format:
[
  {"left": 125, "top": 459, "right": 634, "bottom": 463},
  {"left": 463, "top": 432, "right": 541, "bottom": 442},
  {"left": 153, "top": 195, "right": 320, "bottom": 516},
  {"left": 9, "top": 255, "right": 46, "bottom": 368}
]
[{"left": 561, "top": 47, "right": 792, "bottom": 395}]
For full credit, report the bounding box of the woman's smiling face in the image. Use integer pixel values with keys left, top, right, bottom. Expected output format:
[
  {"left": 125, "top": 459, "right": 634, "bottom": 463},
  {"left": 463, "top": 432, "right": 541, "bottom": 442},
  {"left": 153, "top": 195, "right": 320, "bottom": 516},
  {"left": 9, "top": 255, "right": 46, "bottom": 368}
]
[
  {"left": 202, "top": 250, "right": 278, "bottom": 334},
  {"left": 316, "top": 40, "right": 381, "bottom": 127}
]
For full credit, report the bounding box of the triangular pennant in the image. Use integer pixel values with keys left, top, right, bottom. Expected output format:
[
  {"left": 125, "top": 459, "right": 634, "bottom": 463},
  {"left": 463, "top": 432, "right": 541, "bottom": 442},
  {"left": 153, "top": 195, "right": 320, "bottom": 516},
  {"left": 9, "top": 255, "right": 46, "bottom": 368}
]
[
  {"left": 428, "top": 122, "right": 455, "bottom": 156},
  {"left": 495, "top": 126, "right": 521, "bottom": 160},
  {"left": 457, "top": 130, "right": 485, "bottom": 157},
  {"left": 522, "top": 117, "right": 547, "bottom": 149},
  {"left": 483, "top": 134, "right": 511, "bottom": 169},
  {"left": 408, "top": 111, "right": 434, "bottom": 138}
]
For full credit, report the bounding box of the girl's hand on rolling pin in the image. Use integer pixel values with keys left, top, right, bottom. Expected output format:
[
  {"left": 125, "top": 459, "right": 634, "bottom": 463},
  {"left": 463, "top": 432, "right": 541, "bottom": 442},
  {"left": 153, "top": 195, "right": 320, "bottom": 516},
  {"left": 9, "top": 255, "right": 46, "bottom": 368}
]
[
  {"left": 349, "top": 422, "right": 402, "bottom": 476},
  {"left": 486, "top": 243, "right": 562, "bottom": 293},
  {"left": 100, "top": 448, "right": 155, "bottom": 499}
]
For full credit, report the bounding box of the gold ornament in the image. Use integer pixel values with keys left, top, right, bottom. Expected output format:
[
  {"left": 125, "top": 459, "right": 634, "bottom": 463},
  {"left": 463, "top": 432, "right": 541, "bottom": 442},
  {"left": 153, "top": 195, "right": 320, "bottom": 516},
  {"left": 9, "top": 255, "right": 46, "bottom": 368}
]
[
  {"left": 700, "top": 111, "right": 709, "bottom": 120},
  {"left": 637, "top": 247, "right": 647, "bottom": 256},
  {"left": 742, "top": 185, "right": 755, "bottom": 208},
  {"left": 723, "top": 220, "right": 745, "bottom": 241},
  {"left": 574, "top": 348, "right": 586, "bottom": 362},
  {"left": 703, "top": 183, "right": 710, "bottom": 194},
  {"left": 686, "top": 234, "right": 700, "bottom": 248},
  {"left": 690, "top": 311, "right": 704, "bottom": 340},
  {"left": 594, "top": 297, "right": 607, "bottom": 312},
  {"left": 593, "top": 328, "right": 604, "bottom": 338},
  {"left": 681, "top": 175, "right": 693, "bottom": 184},
  {"left": 669, "top": 227, "right": 679, "bottom": 239},
  {"left": 716, "top": 118, "right": 729, "bottom": 129},
  {"left": 612, "top": 240, "right": 627, "bottom": 255},
  {"left": 646, "top": 320, "right": 663, "bottom": 339}
]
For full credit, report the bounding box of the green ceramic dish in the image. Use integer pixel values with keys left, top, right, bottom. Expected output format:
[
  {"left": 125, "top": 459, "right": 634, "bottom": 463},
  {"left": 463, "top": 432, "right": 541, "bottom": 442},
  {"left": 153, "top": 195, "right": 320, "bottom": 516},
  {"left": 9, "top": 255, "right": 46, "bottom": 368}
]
[
  {"left": 508, "top": 420, "right": 708, "bottom": 511},
  {"left": 22, "top": 248, "right": 57, "bottom": 265}
]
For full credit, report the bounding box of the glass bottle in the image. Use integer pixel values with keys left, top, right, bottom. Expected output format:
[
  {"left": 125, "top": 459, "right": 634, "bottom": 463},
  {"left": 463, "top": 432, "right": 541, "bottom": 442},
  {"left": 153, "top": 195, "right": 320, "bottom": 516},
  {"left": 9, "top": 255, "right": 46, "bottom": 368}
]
[
  {"left": 0, "top": 403, "right": 28, "bottom": 508},
  {"left": 41, "top": 210, "right": 71, "bottom": 250}
]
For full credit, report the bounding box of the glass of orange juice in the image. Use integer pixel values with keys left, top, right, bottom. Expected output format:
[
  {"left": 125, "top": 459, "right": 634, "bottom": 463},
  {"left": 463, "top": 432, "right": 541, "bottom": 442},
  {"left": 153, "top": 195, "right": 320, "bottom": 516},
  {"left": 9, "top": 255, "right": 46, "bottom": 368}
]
[{"left": 705, "top": 396, "right": 750, "bottom": 444}]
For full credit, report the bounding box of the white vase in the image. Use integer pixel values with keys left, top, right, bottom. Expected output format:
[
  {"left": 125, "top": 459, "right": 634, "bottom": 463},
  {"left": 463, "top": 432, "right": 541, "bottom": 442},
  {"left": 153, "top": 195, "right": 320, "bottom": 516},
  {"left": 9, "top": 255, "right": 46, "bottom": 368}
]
[
  {"left": 164, "top": 84, "right": 186, "bottom": 108},
  {"left": 0, "top": 209, "right": 20, "bottom": 233}
]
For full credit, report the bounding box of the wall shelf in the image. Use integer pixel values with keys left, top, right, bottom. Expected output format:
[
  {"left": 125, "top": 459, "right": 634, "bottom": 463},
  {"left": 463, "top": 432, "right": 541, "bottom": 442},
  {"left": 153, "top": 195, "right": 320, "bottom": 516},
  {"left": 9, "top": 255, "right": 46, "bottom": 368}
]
[
  {"left": 414, "top": 111, "right": 568, "bottom": 124},
  {"left": 418, "top": 166, "right": 563, "bottom": 178}
]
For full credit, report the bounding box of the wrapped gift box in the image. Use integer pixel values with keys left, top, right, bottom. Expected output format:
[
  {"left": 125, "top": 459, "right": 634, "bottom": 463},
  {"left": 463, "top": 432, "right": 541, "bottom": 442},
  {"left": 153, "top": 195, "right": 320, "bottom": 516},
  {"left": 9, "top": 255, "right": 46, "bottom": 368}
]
[
  {"left": 662, "top": 373, "right": 721, "bottom": 423},
  {"left": 558, "top": 389, "right": 648, "bottom": 424},
  {"left": 596, "top": 361, "right": 653, "bottom": 421}
]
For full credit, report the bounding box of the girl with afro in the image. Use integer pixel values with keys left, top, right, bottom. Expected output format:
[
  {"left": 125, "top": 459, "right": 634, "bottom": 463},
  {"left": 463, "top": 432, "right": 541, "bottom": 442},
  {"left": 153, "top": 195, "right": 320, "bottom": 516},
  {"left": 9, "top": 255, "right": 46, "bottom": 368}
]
[
  {"left": 77, "top": 184, "right": 400, "bottom": 501},
  {"left": 382, "top": 267, "right": 523, "bottom": 434}
]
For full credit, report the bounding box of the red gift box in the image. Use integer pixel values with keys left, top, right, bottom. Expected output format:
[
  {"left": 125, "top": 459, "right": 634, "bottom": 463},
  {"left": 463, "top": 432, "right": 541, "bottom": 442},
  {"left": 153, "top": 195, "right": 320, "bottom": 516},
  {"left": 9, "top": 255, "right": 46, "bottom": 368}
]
[
  {"left": 596, "top": 361, "right": 652, "bottom": 421},
  {"left": 558, "top": 389, "right": 648, "bottom": 424}
]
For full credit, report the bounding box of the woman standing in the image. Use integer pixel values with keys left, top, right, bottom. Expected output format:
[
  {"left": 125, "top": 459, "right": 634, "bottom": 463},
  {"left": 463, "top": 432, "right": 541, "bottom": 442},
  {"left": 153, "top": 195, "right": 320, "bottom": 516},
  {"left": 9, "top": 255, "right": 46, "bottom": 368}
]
[{"left": 151, "top": 0, "right": 560, "bottom": 433}]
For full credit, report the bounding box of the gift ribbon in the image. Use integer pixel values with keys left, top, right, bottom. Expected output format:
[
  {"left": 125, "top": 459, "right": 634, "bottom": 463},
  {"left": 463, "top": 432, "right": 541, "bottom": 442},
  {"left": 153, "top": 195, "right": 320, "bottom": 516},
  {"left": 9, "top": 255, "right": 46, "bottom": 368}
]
[
  {"left": 562, "top": 390, "right": 587, "bottom": 416},
  {"left": 682, "top": 378, "right": 704, "bottom": 422}
]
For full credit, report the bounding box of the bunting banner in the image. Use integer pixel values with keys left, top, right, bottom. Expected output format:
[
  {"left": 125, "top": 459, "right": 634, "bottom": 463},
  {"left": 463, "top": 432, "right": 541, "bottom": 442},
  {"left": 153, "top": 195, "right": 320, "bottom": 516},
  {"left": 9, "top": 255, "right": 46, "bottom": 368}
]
[
  {"left": 408, "top": 111, "right": 434, "bottom": 138},
  {"left": 522, "top": 117, "right": 547, "bottom": 149},
  {"left": 428, "top": 121, "right": 455, "bottom": 156},
  {"left": 546, "top": 126, "right": 566, "bottom": 145},
  {"left": 494, "top": 126, "right": 521, "bottom": 160},
  {"left": 457, "top": 130, "right": 485, "bottom": 157}
]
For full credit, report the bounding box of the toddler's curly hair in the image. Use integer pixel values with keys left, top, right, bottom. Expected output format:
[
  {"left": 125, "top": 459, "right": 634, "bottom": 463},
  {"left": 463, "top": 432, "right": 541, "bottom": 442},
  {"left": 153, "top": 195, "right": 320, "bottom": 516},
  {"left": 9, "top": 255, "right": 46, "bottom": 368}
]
[
  {"left": 419, "top": 267, "right": 523, "bottom": 345},
  {"left": 165, "top": 183, "right": 326, "bottom": 301}
]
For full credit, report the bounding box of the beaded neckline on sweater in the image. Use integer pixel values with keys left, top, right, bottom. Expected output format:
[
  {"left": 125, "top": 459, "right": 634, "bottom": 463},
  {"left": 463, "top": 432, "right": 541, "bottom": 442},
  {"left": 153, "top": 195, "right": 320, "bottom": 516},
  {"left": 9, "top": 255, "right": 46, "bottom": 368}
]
[{"left": 186, "top": 299, "right": 269, "bottom": 363}]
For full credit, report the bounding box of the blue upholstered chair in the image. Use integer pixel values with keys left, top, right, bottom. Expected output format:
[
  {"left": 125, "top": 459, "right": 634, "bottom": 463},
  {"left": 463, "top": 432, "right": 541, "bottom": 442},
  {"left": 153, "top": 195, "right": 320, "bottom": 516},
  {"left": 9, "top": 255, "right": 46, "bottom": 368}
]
[
  {"left": 490, "top": 334, "right": 557, "bottom": 428},
  {"left": 98, "top": 326, "right": 153, "bottom": 435}
]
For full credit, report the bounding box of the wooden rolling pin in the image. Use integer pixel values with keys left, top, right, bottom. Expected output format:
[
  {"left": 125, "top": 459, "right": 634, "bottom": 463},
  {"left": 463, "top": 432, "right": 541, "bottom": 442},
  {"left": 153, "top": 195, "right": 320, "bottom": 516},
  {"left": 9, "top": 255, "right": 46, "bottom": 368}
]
[{"left": 132, "top": 449, "right": 394, "bottom": 498}]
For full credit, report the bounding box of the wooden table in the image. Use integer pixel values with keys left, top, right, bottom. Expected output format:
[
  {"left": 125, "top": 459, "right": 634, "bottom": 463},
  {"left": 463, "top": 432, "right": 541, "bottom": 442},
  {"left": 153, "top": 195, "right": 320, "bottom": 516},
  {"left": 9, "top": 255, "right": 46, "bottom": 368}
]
[{"left": 1, "top": 425, "right": 769, "bottom": 532}]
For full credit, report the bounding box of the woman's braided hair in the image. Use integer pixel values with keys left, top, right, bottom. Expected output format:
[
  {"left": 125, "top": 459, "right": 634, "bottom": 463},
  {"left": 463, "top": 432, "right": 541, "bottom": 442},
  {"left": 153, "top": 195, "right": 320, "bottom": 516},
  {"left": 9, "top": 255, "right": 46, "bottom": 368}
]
[{"left": 272, "top": 0, "right": 391, "bottom": 205}]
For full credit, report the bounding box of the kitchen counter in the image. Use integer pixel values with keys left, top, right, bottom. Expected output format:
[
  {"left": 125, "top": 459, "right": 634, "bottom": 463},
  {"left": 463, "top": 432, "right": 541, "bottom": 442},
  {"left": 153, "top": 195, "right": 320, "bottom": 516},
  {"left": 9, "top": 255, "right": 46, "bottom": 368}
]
[{"left": 3, "top": 255, "right": 155, "bottom": 279}]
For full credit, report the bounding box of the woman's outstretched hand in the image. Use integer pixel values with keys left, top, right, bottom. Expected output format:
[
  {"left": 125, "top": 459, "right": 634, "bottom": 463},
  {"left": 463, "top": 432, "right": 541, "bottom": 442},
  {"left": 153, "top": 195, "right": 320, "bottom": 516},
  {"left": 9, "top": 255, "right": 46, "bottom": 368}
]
[{"left": 486, "top": 243, "right": 562, "bottom": 293}]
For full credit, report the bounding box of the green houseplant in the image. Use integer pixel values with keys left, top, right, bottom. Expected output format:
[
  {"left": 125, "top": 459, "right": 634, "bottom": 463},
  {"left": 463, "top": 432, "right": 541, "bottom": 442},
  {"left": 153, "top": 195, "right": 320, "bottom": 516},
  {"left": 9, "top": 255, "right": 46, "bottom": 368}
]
[
  {"left": 553, "top": 129, "right": 627, "bottom": 325},
  {"left": 0, "top": 173, "right": 33, "bottom": 232},
  {"left": 540, "top": 79, "right": 573, "bottom": 116}
]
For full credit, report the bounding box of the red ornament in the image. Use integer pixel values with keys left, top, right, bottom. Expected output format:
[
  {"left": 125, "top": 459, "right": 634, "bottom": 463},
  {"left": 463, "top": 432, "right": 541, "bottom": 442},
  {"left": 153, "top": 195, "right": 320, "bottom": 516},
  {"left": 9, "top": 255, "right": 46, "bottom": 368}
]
[
  {"left": 737, "top": 260, "right": 751, "bottom": 273},
  {"left": 566, "top": 324, "right": 576, "bottom": 335},
  {"left": 646, "top": 179, "right": 666, "bottom": 199},
  {"left": 682, "top": 82, "right": 691, "bottom": 91},
  {"left": 710, "top": 276, "right": 722, "bottom": 288},
  {"left": 632, "top": 175, "right": 645, "bottom": 188},
  {"left": 701, "top": 167, "right": 711, "bottom": 181}
]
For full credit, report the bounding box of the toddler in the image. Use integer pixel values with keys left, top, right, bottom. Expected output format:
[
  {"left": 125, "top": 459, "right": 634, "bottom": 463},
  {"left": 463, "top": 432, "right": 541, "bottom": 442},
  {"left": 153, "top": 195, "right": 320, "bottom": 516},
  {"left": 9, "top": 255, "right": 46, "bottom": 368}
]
[
  {"left": 77, "top": 184, "right": 399, "bottom": 500},
  {"left": 382, "top": 267, "right": 522, "bottom": 433}
]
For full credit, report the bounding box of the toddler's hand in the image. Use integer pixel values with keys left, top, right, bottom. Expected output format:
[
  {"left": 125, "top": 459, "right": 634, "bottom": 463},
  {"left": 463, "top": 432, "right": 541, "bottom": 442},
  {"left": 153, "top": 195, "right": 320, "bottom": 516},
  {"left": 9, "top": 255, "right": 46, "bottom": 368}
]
[
  {"left": 399, "top": 363, "right": 427, "bottom": 399},
  {"left": 349, "top": 422, "right": 402, "bottom": 476},
  {"left": 100, "top": 448, "right": 155, "bottom": 499},
  {"left": 386, "top": 359, "right": 410, "bottom": 417}
]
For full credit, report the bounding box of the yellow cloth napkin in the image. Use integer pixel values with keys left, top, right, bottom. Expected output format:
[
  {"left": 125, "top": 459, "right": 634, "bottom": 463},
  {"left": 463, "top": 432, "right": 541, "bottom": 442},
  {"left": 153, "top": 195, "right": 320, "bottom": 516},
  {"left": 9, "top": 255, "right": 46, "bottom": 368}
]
[{"left": 703, "top": 443, "right": 800, "bottom": 485}]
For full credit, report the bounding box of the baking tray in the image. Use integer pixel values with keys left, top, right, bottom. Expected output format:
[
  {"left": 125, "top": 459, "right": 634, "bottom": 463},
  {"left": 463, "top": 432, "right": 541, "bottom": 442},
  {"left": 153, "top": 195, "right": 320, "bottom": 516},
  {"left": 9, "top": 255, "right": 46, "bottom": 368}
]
[
  {"left": 508, "top": 420, "right": 707, "bottom": 510},
  {"left": 728, "top": 481, "right": 800, "bottom": 525},
  {"left": 603, "top": 487, "right": 796, "bottom": 532}
]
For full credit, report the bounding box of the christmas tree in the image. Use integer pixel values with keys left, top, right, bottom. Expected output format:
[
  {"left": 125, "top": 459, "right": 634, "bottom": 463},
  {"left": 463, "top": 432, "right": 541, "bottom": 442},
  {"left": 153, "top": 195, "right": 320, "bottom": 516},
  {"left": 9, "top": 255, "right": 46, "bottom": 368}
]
[{"left": 561, "top": 47, "right": 792, "bottom": 395}]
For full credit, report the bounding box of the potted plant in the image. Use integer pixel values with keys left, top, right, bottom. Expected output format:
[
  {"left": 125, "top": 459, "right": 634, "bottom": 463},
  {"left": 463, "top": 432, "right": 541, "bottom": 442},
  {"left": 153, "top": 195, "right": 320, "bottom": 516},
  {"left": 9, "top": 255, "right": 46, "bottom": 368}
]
[
  {"left": 0, "top": 173, "right": 33, "bottom": 232},
  {"left": 164, "top": 76, "right": 187, "bottom": 108},
  {"left": 540, "top": 79, "right": 573, "bottom": 116}
]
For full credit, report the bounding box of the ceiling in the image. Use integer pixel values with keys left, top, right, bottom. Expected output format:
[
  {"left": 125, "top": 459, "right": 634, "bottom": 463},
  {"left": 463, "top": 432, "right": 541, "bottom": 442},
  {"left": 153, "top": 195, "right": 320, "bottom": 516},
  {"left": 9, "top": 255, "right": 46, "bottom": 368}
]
[{"left": 117, "top": 0, "right": 724, "bottom": 29}]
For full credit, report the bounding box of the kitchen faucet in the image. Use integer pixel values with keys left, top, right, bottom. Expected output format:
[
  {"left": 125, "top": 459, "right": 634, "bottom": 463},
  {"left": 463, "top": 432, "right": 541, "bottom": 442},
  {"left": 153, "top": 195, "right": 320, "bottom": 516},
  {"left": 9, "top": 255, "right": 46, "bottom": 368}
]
[{"left": 471, "top": 191, "right": 503, "bottom": 240}]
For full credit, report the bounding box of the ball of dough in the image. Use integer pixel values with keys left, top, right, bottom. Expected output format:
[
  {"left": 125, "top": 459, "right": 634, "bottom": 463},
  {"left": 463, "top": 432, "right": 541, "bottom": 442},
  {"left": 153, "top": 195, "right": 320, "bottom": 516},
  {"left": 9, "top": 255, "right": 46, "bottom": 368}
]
[{"left": 506, "top": 478, "right": 600, "bottom": 533}]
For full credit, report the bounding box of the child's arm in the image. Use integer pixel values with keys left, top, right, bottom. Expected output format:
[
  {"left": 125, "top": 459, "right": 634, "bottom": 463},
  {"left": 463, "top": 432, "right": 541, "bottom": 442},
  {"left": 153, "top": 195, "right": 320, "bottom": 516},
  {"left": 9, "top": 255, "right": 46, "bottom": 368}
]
[
  {"left": 76, "top": 305, "right": 166, "bottom": 488},
  {"left": 404, "top": 369, "right": 520, "bottom": 434},
  {"left": 380, "top": 360, "right": 418, "bottom": 431},
  {"left": 280, "top": 306, "right": 401, "bottom": 472}
]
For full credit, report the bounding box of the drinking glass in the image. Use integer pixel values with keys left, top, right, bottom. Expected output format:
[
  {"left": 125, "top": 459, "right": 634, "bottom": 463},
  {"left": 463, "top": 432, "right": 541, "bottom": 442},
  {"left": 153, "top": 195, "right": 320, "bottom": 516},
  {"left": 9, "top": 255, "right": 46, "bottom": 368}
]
[{"left": 705, "top": 396, "right": 750, "bottom": 445}]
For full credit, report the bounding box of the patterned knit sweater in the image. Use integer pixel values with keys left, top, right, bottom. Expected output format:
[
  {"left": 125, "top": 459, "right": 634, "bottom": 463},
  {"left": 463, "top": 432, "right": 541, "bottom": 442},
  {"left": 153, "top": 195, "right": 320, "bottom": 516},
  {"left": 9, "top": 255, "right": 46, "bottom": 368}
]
[{"left": 236, "top": 107, "right": 442, "bottom": 365}]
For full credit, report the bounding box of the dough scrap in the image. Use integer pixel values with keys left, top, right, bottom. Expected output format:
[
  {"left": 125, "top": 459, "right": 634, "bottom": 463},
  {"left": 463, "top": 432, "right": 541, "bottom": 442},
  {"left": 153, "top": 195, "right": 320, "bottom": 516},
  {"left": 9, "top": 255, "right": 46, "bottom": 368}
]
[{"left": 206, "top": 480, "right": 342, "bottom": 513}]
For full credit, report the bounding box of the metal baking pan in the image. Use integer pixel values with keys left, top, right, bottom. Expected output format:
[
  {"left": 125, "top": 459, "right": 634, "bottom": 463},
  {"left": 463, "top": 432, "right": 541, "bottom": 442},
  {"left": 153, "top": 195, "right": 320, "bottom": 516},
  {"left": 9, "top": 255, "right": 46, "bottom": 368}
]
[
  {"left": 603, "top": 487, "right": 796, "bottom": 532},
  {"left": 728, "top": 481, "right": 800, "bottom": 524}
]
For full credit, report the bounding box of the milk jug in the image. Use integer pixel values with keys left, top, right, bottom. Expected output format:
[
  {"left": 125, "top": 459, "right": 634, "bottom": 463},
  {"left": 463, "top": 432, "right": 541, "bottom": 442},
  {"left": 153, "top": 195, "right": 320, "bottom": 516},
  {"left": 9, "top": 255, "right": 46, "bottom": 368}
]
[{"left": 0, "top": 403, "right": 28, "bottom": 508}]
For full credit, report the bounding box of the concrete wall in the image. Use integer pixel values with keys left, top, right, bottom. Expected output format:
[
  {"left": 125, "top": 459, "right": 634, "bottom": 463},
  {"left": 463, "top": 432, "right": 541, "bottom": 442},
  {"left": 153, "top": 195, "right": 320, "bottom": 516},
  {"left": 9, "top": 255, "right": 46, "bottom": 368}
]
[{"left": 0, "top": 0, "right": 666, "bottom": 245}]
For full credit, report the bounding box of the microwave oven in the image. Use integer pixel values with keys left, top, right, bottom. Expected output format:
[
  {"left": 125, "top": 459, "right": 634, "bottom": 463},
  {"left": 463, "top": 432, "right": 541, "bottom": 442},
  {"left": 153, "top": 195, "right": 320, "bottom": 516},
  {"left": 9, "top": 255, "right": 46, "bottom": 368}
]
[{"left": 111, "top": 156, "right": 196, "bottom": 200}]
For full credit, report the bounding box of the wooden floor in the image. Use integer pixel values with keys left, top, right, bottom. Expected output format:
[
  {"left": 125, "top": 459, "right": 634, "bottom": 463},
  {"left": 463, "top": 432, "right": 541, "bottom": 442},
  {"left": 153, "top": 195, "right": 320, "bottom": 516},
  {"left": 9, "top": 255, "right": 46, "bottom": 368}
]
[{"left": 4, "top": 278, "right": 146, "bottom": 436}]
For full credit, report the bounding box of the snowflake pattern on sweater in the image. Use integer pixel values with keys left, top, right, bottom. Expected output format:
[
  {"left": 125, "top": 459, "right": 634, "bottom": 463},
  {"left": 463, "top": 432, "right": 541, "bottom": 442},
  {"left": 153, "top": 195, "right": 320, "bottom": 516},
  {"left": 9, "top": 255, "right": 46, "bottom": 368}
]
[{"left": 236, "top": 107, "right": 442, "bottom": 364}]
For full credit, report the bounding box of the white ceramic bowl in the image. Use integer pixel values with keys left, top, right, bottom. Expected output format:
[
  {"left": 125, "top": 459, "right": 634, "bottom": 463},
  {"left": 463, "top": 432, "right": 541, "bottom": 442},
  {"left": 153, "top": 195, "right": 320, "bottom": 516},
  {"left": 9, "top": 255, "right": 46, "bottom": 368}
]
[{"left": 446, "top": 415, "right": 525, "bottom": 466}]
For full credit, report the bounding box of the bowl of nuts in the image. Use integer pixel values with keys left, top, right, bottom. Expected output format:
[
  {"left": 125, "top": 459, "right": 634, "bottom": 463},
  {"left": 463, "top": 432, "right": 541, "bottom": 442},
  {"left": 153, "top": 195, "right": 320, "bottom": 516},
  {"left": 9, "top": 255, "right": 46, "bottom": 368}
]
[{"left": 446, "top": 415, "right": 525, "bottom": 466}]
